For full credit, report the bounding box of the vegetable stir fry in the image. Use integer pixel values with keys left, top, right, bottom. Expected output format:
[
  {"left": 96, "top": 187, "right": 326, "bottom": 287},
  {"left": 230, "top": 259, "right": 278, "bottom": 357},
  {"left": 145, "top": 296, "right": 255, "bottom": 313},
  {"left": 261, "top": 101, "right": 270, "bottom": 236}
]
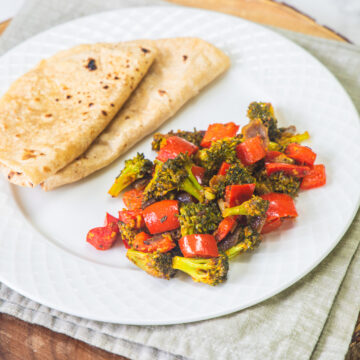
[{"left": 86, "top": 102, "right": 326, "bottom": 286}]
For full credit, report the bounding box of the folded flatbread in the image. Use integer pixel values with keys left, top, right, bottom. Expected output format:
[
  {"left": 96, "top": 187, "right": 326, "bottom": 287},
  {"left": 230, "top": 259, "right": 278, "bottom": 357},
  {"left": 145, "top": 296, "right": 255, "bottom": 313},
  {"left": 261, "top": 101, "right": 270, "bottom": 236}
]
[
  {"left": 0, "top": 42, "right": 156, "bottom": 187},
  {"left": 42, "top": 38, "right": 230, "bottom": 191}
]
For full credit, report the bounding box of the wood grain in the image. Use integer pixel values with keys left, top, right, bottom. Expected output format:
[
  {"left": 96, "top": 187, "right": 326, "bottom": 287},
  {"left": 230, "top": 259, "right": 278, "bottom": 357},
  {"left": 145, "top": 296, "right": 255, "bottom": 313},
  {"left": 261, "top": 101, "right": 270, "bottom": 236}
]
[
  {"left": 167, "top": 0, "right": 349, "bottom": 42},
  {"left": 0, "top": 1, "right": 356, "bottom": 359},
  {"left": 0, "top": 314, "right": 128, "bottom": 360}
]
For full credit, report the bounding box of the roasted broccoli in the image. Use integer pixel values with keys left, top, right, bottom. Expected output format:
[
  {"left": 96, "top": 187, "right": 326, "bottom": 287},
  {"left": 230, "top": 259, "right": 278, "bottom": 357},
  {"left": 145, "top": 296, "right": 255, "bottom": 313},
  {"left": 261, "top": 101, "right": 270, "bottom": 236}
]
[
  {"left": 206, "top": 163, "right": 256, "bottom": 199},
  {"left": 172, "top": 254, "right": 229, "bottom": 286},
  {"left": 195, "top": 138, "right": 242, "bottom": 176},
  {"left": 247, "top": 102, "right": 280, "bottom": 141},
  {"left": 178, "top": 201, "right": 222, "bottom": 237},
  {"left": 118, "top": 222, "right": 138, "bottom": 246},
  {"left": 143, "top": 153, "right": 204, "bottom": 203},
  {"left": 126, "top": 249, "right": 176, "bottom": 279},
  {"left": 269, "top": 171, "right": 301, "bottom": 197},
  {"left": 108, "top": 153, "right": 153, "bottom": 197},
  {"left": 222, "top": 195, "right": 269, "bottom": 218},
  {"left": 225, "top": 226, "right": 261, "bottom": 260},
  {"left": 151, "top": 128, "right": 204, "bottom": 150}
]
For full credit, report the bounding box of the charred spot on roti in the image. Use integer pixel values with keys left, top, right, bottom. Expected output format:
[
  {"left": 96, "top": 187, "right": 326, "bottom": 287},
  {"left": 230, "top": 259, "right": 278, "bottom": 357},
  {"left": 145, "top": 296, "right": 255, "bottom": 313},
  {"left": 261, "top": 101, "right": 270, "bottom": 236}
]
[
  {"left": 114, "top": 76, "right": 119, "bottom": 80},
  {"left": 45, "top": 114, "right": 52, "bottom": 117},
  {"left": 78, "top": 100, "right": 82, "bottom": 104},
  {"left": 103, "top": 85, "right": 109, "bottom": 89},
  {"left": 158, "top": 89, "right": 167, "bottom": 96},
  {"left": 141, "top": 48, "right": 150, "bottom": 54},
  {"left": 135, "top": 68, "right": 139, "bottom": 72},
  {"left": 110, "top": 103, "right": 114, "bottom": 107},
  {"left": 183, "top": 55, "right": 188, "bottom": 61},
  {"left": 55, "top": 98, "right": 59, "bottom": 102},
  {"left": 22, "top": 153, "right": 37, "bottom": 160},
  {"left": 88, "top": 103, "right": 94, "bottom": 107},
  {"left": 102, "top": 110, "right": 108, "bottom": 116},
  {"left": 86, "top": 58, "right": 97, "bottom": 71},
  {"left": 15, "top": 134, "right": 21, "bottom": 138},
  {"left": 126, "top": 65, "right": 130, "bottom": 68},
  {"left": 125, "top": 116, "right": 130, "bottom": 120},
  {"left": 66, "top": 95, "right": 72, "bottom": 99},
  {"left": 8, "top": 171, "right": 14, "bottom": 179}
]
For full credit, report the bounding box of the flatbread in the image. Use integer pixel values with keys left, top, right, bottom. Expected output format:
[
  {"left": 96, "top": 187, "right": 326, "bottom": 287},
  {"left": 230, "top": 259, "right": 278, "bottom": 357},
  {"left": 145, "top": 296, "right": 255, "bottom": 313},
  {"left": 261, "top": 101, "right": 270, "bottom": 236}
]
[
  {"left": 41, "top": 38, "right": 230, "bottom": 191},
  {"left": 0, "top": 42, "right": 156, "bottom": 187}
]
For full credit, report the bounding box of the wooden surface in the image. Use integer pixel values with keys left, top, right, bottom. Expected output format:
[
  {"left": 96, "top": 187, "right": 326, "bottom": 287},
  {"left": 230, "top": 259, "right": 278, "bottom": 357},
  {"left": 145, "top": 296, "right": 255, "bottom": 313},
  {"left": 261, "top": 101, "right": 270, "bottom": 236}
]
[{"left": 0, "top": 1, "right": 356, "bottom": 359}]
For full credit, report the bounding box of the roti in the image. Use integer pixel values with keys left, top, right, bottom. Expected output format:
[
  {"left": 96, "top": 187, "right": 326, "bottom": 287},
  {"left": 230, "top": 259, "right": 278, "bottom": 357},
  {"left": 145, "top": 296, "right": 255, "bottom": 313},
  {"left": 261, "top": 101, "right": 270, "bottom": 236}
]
[
  {"left": 0, "top": 42, "right": 156, "bottom": 187},
  {"left": 42, "top": 38, "right": 230, "bottom": 191}
]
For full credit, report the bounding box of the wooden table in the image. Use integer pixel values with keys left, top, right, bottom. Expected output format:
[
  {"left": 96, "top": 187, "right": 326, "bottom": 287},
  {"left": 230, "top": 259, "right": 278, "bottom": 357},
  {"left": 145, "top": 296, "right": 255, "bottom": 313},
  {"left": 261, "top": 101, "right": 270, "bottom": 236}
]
[{"left": 0, "top": 1, "right": 358, "bottom": 359}]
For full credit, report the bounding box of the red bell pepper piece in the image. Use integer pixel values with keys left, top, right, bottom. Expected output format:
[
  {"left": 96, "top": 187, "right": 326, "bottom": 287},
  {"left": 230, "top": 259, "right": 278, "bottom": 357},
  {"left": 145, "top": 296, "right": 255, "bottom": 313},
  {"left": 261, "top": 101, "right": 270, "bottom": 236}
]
[
  {"left": 132, "top": 231, "right": 176, "bottom": 253},
  {"left": 191, "top": 165, "right": 206, "bottom": 185},
  {"left": 265, "top": 163, "right": 310, "bottom": 178},
  {"left": 236, "top": 135, "right": 266, "bottom": 165},
  {"left": 118, "top": 209, "right": 145, "bottom": 229},
  {"left": 260, "top": 193, "right": 298, "bottom": 222},
  {"left": 104, "top": 212, "right": 119, "bottom": 233},
  {"left": 285, "top": 143, "right": 316, "bottom": 166},
  {"left": 123, "top": 188, "right": 144, "bottom": 210},
  {"left": 179, "top": 234, "right": 219, "bottom": 258},
  {"left": 214, "top": 216, "right": 238, "bottom": 242},
  {"left": 156, "top": 136, "right": 198, "bottom": 162},
  {"left": 300, "top": 164, "right": 326, "bottom": 190},
  {"left": 143, "top": 200, "right": 180, "bottom": 234},
  {"left": 217, "top": 162, "right": 231, "bottom": 176},
  {"left": 261, "top": 218, "right": 283, "bottom": 234},
  {"left": 200, "top": 122, "right": 239, "bottom": 148},
  {"left": 224, "top": 183, "right": 255, "bottom": 207},
  {"left": 86, "top": 226, "right": 117, "bottom": 250}
]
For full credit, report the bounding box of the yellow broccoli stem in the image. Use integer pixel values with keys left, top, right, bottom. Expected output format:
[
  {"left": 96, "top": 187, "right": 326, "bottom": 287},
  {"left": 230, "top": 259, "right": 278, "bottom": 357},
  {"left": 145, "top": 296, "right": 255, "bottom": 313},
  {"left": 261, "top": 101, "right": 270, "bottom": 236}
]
[
  {"left": 225, "top": 241, "right": 252, "bottom": 260},
  {"left": 181, "top": 178, "right": 204, "bottom": 202},
  {"left": 222, "top": 204, "right": 248, "bottom": 218},
  {"left": 108, "top": 177, "right": 133, "bottom": 197}
]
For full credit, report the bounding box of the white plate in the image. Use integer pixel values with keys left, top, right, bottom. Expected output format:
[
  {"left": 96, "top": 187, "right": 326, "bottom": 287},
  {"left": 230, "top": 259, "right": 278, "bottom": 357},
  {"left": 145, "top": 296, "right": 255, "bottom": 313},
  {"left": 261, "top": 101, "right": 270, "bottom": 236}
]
[{"left": 0, "top": 7, "right": 359, "bottom": 325}]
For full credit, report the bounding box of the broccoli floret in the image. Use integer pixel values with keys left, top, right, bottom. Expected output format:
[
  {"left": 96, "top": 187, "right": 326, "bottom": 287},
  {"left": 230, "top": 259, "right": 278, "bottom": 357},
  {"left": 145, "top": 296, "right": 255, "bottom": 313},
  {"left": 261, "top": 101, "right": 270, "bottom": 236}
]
[
  {"left": 222, "top": 195, "right": 269, "bottom": 218},
  {"left": 126, "top": 249, "right": 176, "bottom": 279},
  {"left": 195, "top": 138, "right": 242, "bottom": 176},
  {"left": 269, "top": 171, "right": 301, "bottom": 197},
  {"left": 178, "top": 202, "right": 222, "bottom": 237},
  {"left": 225, "top": 226, "right": 261, "bottom": 260},
  {"left": 207, "top": 163, "right": 256, "bottom": 199},
  {"left": 277, "top": 131, "right": 310, "bottom": 148},
  {"left": 108, "top": 153, "right": 153, "bottom": 197},
  {"left": 172, "top": 255, "right": 229, "bottom": 286},
  {"left": 247, "top": 102, "right": 280, "bottom": 141},
  {"left": 152, "top": 128, "right": 204, "bottom": 150},
  {"left": 143, "top": 153, "right": 204, "bottom": 203},
  {"left": 118, "top": 222, "right": 138, "bottom": 246}
]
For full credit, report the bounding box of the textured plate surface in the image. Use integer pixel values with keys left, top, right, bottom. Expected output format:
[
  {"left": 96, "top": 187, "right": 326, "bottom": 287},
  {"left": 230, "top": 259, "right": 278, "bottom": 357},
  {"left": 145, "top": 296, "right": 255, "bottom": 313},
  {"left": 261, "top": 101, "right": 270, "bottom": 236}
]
[{"left": 0, "top": 7, "right": 359, "bottom": 325}]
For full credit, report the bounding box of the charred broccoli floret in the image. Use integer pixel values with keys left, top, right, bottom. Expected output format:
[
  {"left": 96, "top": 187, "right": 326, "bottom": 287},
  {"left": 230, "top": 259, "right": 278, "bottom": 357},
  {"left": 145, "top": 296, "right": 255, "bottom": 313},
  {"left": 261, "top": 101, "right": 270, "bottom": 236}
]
[
  {"left": 222, "top": 195, "right": 269, "bottom": 218},
  {"left": 269, "top": 171, "right": 301, "bottom": 197},
  {"left": 247, "top": 102, "right": 280, "bottom": 141},
  {"left": 172, "top": 254, "right": 229, "bottom": 286},
  {"left": 143, "top": 153, "right": 204, "bottom": 203},
  {"left": 178, "top": 201, "right": 222, "bottom": 237},
  {"left": 126, "top": 249, "right": 176, "bottom": 279},
  {"left": 152, "top": 128, "right": 204, "bottom": 150},
  {"left": 195, "top": 138, "right": 242, "bottom": 176},
  {"left": 225, "top": 226, "right": 261, "bottom": 260},
  {"left": 108, "top": 153, "right": 153, "bottom": 197},
  {"left": 207, "top": 163, "right": 256, "bottom": 199},
  {"left": 118, "top": 222, "right": 138, "bottom": 246}
]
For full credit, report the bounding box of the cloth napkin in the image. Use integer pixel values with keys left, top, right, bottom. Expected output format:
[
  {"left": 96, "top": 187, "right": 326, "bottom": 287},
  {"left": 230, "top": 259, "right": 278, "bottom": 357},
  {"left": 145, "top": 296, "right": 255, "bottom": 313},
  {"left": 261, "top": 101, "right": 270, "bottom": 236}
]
[{"left": 0, "top": 1, "right": 359, "bottom": 359}]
